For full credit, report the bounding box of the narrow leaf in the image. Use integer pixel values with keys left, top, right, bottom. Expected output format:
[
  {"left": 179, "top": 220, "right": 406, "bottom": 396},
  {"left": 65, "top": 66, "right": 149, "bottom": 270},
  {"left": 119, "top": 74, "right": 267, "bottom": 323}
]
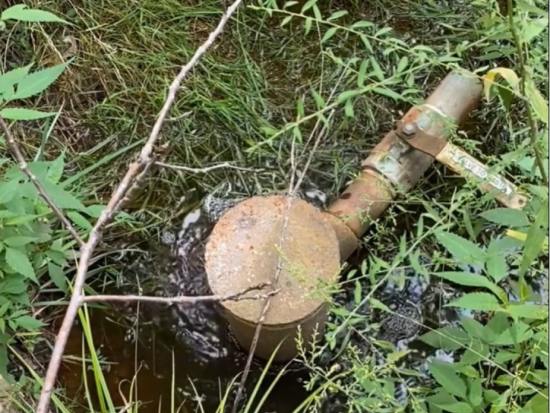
[
  {"left": 1, "top": 5, "right": 68, "bottom": 23},
  {"left": 322, "top": 27, "right": 338, "bottom": 43},
  {"left": 47, "top": 151, "right": 65, "bottom": 184},
  {"left": 357, "top": 60, "right": 368, "bottom": 88},
  {"left": 337, "top": 90, "right": 362, "bottom": 103},
  {"left": 311, "top": 89, "right": 325, "bottom": 109},
  {"left": 327, "top": 10, "right": 348, "bottom": 21},
  {"left": 369, "top": 57, "right": 384, "bottom": 81},
  {"left": 0, "top": 108, "right": 55, "bottom": 120},
  {"left": 372, "top": 87, "right": 404, "bottom": 101}
]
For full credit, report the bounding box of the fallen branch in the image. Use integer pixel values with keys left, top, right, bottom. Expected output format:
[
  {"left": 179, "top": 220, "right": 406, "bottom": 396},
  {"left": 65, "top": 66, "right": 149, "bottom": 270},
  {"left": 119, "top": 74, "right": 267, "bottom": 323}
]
[
  {"left": 82, "top": 283, "right": 279, "bottom": 304},
  {"left": 36, "top": 1, "right": 245, "bottom": 411},
  {"left": 0, "top": 117, "right": 85, "bottom": 247},
  {"left": 156, "top": 161, "right": 262, "bottom": 173}
]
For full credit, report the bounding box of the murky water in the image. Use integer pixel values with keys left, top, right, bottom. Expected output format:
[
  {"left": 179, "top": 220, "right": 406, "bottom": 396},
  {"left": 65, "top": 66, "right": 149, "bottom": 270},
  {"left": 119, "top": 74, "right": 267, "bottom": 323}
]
[{"left": 58, "top": 195, "right": 549, "bottom": 413}]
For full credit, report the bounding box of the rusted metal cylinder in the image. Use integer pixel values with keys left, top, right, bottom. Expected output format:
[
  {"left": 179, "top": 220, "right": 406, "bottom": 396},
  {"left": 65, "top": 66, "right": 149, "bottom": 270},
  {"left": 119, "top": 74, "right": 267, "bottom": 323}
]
[
  {"left": 205, "top": 72, "right": 483, "bottom": 362},
  {"left": 328, "top": 72, "right": 483, "bottom": 254},
  {"left": 205, "top": 196, "right": 340, "bottom": 361}
]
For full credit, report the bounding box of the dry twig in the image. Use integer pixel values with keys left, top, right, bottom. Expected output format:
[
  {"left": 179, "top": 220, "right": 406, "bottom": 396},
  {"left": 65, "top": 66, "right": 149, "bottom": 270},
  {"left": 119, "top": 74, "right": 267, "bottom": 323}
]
[
  {"left": 156, "top": 161, "right": 261, "bottom": 174},
  {"left": 36, "top": 1, "right": 245, "bottom": 411},
  {"left": 82, "top": 283, "right": 278, "bottom": 304},
  {"left": 0, "top": 117, "right": 85, "bottom": 247}
]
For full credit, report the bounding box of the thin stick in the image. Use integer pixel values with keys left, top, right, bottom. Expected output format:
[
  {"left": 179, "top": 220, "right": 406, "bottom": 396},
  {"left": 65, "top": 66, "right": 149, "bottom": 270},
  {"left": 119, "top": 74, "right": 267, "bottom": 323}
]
[
  {"left": 156, "top": 161, "right": 261, "bottom": 174},
  {"left": 0, "top": 117, "right": 85, "bottom": 247},
  {"left": 82, "top": 285, "right": 279, "bottom": 304},
  {"left": 36, "top": 1, "right": 244, "bottom": 411},
  {"left": 230, "top": 105, "right": 336, "bottom": 413}
]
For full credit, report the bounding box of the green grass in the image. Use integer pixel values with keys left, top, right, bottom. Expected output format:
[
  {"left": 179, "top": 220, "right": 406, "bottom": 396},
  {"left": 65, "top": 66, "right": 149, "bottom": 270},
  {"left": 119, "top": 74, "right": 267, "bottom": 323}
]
[{"left": 0, "top": 0, "right": 548, "bottom": 412}]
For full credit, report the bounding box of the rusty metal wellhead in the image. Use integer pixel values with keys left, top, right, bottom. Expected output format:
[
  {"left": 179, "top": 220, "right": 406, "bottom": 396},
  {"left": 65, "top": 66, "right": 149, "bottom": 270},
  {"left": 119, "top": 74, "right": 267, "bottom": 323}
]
[{"left": 205, "top": 72, "right": 527, "bottom": 362}]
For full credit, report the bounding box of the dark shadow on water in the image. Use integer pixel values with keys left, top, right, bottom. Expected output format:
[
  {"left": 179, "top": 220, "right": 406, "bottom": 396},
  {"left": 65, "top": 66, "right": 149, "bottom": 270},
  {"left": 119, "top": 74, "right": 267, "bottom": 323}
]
[{"left": 58, "top": 305, "right": 310, "bottom": 413}]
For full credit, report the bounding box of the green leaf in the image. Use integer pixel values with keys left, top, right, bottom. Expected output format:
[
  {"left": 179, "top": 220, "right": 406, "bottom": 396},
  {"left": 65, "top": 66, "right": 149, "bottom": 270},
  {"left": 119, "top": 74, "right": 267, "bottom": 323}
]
[
  {"left": 357, "top": 60, "right": 368, "bottom": 88},
  {"left": 11, "top": 60, "right": 71, "bottom": 101},
  {"left": 527, "top": 81, "right": 549, "bottom": 125},
  {"left": 492, "top": 350, "right": 520, "bottom": 365},
  {"left": 480, "top": 208, "right": 530, "bottom": 227},
  {"left": 0, "top": 108, "right": 55, "bottom": 120},
  {"left": 1, "top": 5, "right": 68, "bottom": 23},
  {"left": 47, "top": 151, "right": 65, "bottom": 184},
  {"left": 5, "top": 248, "right": 36, "bottom": 282},
  {"left": 429, "top": 361, "right": 468, "bottom": 399},
  {"left": 446, "top": 293, "right": 501, "bottom": 311},
  {"left": 39, "top": 181, "right": 86, "bottom": 211},
  {"left": 524, "top": 18, "right": 549, "bottom": 43},
  {"left": 397, "top": 56, "right": 409, "bottom": 73},
  {"left": 485, "top": 250, "right": 508, "bottom": 283},
  {"left": 433, "top": 272, "right": 507, "bottom": 302},
  {"left": 14, "top": 315, "right": 44, "bottom": 331},
  {"left": 468, "top": 377, "right": 482, "bottom": 407},
  {"left": 311, "top": 89, "right": 325, "bottom": 109},
  {"left": 337, "top": 90, "right": 362, "bottom": 103},
  {"left": 519, "top": 199, "right": 548, "bottom": 277},
  {"left": 500, "top": 304, "right": 548, "bottom": 320},
  {"left": 492, "top": 322, "right": 533, "bottom": 346},
  {"left": 369, "top": 57, "right": 384, "bottom": 81},
  {"left": 523, "top": 388, "right": 548, "bottom": 413},
  {"left": 460, "top": 318, "right": 486, "bottom": 341},
  {"left": 435, "top": 231, "right": 486, "bottom": 265},
  {"left": 0, "top": 180, "right": 18, "bottom": 204},
  {"left": 0, "top": 275, "right": 27, "bottom": 295},
  {"left": 67, "top": 211, "right": 92, "bottom": 231},
  {"left": 351, "top": 21, "right": 374, "bottom": 29},
  {"left": 460, "top": 341, "right": 489, "bottom": 365},
  {"left": 0, "top": 64, "right": 33, "bottom": 96},
  {"left": 327, "top": 10, "right": 348, "bottom": 21},
  {"left": 300, "top": 0, "right": 317, "bottom": 13},
  {"left": 420, "top": 327, "right": 471, "bottom": 350},
  {"left": 303, "top": 17, "right": 313, "bottom": 35},
  {"left": 372, "top": 87, "right": 404, "bottom": 101},
  {"left": 344, "top": 99, "right": 354, "bottom": 118},
  {"left": 321, "top": 27, "right": 338, "bottom": 43},
  {"left": 4, "top": 236, "right": 37, "bottom": 247},
  {"left": 47, "top": 262, "right": 67, "bottom": 292}
]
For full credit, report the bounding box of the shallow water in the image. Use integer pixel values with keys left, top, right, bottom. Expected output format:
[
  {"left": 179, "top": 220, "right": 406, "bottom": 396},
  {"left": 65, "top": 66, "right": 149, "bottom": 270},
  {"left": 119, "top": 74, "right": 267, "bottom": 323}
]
[{"left": 58, "top": 199, "right": 549, "bottom": 413}]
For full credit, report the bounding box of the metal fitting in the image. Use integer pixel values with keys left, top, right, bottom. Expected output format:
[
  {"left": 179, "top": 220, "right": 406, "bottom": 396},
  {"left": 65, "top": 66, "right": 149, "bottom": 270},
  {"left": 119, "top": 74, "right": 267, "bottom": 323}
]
[{"left": 402, "top": 122, "right": 417, "bottom": 136}]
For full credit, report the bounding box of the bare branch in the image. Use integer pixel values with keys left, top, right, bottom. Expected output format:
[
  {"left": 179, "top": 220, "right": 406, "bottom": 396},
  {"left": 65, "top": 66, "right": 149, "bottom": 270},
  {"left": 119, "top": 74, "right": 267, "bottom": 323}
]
[
  {"left": 81, "top": 283, "right": 279, "bottom": 304},
  {"left": 36, "top": 1, "right": 245, "bottom": 411},
  {"left": 155, "top": 161, "right": 262, "bottom": 174},
  {"left": 0, "top": 116, "right": 85, "bottom": 247}
]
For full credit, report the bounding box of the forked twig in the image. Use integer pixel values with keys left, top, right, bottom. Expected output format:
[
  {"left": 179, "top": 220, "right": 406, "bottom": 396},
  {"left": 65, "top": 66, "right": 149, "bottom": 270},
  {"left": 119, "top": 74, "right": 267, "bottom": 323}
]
[
  {"left": 0, "top": 117, "right": 85, "bottom": 247},
  {"left": 36, "top": 1, "right": 245, "bottom": 411}
]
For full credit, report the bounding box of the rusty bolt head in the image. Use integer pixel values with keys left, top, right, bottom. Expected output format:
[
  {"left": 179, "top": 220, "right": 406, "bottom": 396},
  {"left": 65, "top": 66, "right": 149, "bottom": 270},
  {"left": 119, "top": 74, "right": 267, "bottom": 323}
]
[{"left": 402, "top": 123, "right": 417, "bottom": 136}]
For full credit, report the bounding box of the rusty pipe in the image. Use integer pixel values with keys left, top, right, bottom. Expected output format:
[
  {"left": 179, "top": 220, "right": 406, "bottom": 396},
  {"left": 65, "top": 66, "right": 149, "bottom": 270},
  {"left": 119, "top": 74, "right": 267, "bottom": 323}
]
[{"left": 325, "top": 73, "right": 483, "bottom": 259}]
